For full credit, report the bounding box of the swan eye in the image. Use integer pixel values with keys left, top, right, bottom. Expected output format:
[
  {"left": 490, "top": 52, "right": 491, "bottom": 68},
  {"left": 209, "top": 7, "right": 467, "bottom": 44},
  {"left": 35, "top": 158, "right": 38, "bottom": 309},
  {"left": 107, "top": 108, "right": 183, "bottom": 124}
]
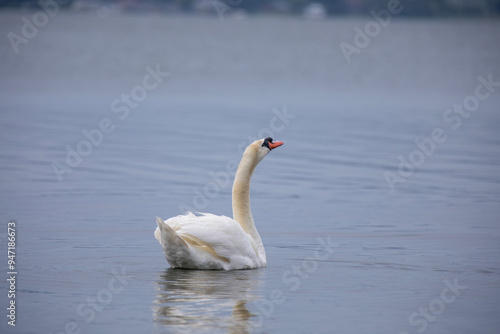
[{"left": 262, "top": 137, "right": 273, "bottom": 149}]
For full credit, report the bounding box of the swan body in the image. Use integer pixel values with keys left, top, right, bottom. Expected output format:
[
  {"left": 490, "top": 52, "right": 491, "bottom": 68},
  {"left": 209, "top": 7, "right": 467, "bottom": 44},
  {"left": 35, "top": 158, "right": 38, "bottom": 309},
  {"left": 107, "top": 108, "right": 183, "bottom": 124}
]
[{"left": 155, "top": 137, "right": 283, "bottom": 270}]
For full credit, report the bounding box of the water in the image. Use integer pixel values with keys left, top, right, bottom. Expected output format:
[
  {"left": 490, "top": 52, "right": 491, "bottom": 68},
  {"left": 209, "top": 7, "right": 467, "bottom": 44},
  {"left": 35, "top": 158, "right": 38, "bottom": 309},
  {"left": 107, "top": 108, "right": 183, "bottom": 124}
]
[{"left": 1, "top": 10, "right": 500, "bottom": 334}]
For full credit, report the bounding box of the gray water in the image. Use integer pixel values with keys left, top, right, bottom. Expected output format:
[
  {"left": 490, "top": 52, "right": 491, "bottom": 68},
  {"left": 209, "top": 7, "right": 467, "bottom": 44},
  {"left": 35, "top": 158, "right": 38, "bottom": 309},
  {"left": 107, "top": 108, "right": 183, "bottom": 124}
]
[{"left": 1, "top": 10, "right": 500, "bottom": 334}]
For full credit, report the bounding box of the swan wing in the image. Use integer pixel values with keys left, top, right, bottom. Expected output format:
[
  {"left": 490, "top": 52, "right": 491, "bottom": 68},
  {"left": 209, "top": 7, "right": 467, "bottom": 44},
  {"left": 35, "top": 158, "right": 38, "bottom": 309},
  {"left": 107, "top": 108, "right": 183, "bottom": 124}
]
[{"left": 157, "top": 212, "right": 262, "bottom": 269}]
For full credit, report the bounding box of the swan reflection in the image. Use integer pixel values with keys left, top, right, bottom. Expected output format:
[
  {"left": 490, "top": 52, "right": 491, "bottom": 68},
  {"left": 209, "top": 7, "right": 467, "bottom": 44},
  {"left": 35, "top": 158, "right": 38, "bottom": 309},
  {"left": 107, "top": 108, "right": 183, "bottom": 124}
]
[{"left": 153, "top": 268, "right": 264, "bottom": 333}]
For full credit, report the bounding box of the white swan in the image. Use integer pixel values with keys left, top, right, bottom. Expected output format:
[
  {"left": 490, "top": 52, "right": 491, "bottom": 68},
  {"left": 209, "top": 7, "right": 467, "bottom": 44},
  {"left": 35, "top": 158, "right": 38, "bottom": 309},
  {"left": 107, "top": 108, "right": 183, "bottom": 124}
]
[{"left": 155, "top": 137, "right": 283, "bottom": 270}]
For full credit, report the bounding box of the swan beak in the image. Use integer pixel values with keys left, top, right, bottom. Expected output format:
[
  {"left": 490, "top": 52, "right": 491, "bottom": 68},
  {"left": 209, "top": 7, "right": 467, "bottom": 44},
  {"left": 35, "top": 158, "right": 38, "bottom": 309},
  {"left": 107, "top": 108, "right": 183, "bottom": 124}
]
[{"left": 269, "top": 141, "right": 284, "bottom": 150}]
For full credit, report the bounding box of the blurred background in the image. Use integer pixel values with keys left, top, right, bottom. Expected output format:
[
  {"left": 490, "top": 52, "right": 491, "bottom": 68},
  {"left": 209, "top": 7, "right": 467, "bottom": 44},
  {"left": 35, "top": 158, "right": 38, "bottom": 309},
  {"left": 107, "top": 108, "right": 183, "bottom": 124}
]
[
  {"left": 1, "top": 1, "right": 499, "bottom": 334},
  {"left": 1, "top": 0, "right": 500, "bottom": 16}
]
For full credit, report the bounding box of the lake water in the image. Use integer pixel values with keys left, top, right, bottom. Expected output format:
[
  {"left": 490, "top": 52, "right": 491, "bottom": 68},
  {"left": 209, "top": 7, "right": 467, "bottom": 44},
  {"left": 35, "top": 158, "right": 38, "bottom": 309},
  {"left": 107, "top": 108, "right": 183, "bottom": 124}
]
[{"left": 1, "top": 10, "right": 500, "bottom": 334}]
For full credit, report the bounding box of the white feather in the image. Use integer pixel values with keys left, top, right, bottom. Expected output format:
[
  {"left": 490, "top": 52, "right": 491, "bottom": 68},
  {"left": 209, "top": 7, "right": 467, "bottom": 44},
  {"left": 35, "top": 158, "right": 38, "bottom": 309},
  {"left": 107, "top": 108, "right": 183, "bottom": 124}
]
[{"left": 155, "top": 212, "right": 264, "bottom": 270}]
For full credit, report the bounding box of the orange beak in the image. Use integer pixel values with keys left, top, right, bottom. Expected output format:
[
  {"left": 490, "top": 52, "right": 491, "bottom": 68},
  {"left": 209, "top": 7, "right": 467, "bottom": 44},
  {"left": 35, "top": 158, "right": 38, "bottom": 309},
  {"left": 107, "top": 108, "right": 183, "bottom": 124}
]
[{"left": 269, "top": 141, "right": 284, "bottom": 150}]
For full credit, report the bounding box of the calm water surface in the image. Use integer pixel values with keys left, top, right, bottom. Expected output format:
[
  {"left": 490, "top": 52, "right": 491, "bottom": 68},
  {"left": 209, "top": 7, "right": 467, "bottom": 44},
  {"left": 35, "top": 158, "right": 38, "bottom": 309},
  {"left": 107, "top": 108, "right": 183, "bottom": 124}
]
[{"left": 0, "top": 11, "right": 499, "bottom": 334}]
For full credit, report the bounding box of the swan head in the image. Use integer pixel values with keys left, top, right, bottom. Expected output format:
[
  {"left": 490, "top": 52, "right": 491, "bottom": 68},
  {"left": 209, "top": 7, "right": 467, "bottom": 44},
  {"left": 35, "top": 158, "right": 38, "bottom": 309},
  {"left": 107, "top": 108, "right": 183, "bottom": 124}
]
[
  {"left": 253, "top": 137, "right": 284, "bottom": 162},
  {"left": 240, "top": 137, "right": 283, "bottom": 169}
]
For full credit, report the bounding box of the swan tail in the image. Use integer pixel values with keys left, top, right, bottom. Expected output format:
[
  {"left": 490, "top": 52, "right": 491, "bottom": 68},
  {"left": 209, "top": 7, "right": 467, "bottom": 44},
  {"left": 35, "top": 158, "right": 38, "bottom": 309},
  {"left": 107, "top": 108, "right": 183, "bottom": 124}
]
[{"left": 155, "top": 217, "right": 190, "bottom": 268}]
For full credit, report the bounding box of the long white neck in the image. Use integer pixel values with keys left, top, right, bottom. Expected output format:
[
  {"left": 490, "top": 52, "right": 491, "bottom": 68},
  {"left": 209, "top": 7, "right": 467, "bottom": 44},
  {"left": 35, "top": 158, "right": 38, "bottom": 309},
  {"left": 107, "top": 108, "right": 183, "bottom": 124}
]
[{"left": 232, "top": 148, "right": 265, "bottom": 259}]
